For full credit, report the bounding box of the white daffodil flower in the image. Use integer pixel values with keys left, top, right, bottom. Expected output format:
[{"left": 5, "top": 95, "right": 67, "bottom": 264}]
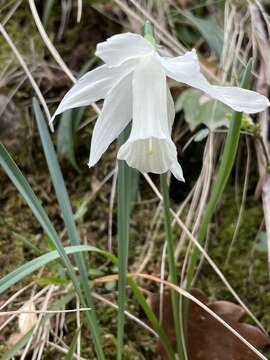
[{"left": 51, "top": 32, "right": 269, "bottom": 181}]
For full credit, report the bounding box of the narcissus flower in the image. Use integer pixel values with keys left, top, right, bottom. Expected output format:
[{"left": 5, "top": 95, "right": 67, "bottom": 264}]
[{"left": 51, "top": 33, "right": 269, "bottom": 181}]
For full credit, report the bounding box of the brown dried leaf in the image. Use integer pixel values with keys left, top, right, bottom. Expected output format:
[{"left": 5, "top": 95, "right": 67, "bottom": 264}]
[
  {"left": 149, "top": 290, "right": 270, "bottom": 359},
  {"left": 209, "top": 300, "right": 245, "bottom": 322}
]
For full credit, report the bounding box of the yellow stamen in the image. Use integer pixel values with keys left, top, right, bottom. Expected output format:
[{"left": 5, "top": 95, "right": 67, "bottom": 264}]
[{"left": 148, "top": 138, "right": 154, "bottom": 156}]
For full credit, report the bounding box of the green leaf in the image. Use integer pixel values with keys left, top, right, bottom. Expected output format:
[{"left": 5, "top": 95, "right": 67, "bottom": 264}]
[
  {"left": 183, "top": 12, "right": 224, "bottom": 57},
  {"left": 176, "top": 88, "right": 231, "bottom": 131},
  {"left": 37, "top": 276, "right": 69, "bottom": 286},
  {"left": 0, "top": 244, "right": 116, "bottom": 294},
  {"left": 128, "top": 278, "right": 175, "bottom": 360},
  {"left": 56, "top": 58, "right": 97, "bottom": 170},
  {"left": 0, "top": 143, "right": 81, "bottom": 288},
  {"left": 255, "top": 232, "right": 268, "bottom": 253},
  {"left": 57, "top": 110, "right": 80, "bottom": 172}
]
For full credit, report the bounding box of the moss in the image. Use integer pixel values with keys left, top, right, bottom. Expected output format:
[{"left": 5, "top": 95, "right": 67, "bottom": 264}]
[
  {"left": 198, "top": 185, "right": 270, "bottom": 333},
  {"left": 0, "top": 5, "right": 44, "bottom": 68}
]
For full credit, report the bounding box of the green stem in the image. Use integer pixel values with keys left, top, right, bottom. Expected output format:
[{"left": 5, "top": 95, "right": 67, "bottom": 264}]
[
  {"left": 184, "top": 60, "right": 253, "bottom": 319},
  {"left": 160, "top": 174, "right": 186, "bottom": 360},
  {"left": 128, "top": 278, "right": 175, "bottom": 360},
  {"left": 117, "top": 160, "right": 129, "bottom": 360},
  {"left": 116, "top": 127, "right": 132, "bottom": 360}
]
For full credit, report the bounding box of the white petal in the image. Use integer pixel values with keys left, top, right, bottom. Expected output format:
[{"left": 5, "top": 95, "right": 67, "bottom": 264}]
[
  {"left": 167, "top": 86, "right": 175, "bottom": 132},
  {"left": 161, "top": 49, "right": 270, "bottom": 114},
  {"left": 95, "top": 33, "right": 154, "bottom": 67},
  {"left": 128, "top": 54, "right": 170, "bottom": 140},
  {"left": 118, "top": 137, "right": 179, "bottom": 174},
  {"left": 117, "top": 54, "right": 183, "bottom": 180},
  {"left": 88, "top": 74, "right": 132, "bottom": 167},
  {"left": 51, "top": 61, "right": 135, "bottom": 124},
  {"left": 170, "top": 161, "right": 185, "bottom": 182}
]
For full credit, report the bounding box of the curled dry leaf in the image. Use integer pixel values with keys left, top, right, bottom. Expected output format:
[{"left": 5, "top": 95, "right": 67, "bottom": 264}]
[{"left": 149, "top": 289, "right": 270, "bottom": 359}]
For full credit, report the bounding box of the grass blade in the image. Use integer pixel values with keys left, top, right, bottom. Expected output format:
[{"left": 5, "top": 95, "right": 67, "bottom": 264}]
[
  {"left": 0, "top": 142, "right": 105, "bottom": 357},
  {"left": 57, "top": 110, "right": 80, "bottom": 172},
  {"left": 0, "top": 245, "right": 117, "bottom": 294},
  {"left": 33, "top": 98, "right": 105, "bottom": 359},
  {"left": 128, "top": 278, "right": 175, "bottom": 360}
]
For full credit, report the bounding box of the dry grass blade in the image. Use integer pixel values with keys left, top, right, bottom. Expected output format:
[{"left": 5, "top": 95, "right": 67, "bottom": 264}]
[
  {"left": 77, "top": 0, "right": 82, "bottom": 22},
  {"left": 0, "top": 308, "right": 92, "bottom": 316},
  {"left": 250, "top": 2, "right": 270, "bottom": 273},
  {"left": 0, "top": 23, "right": 51, "bottom": 122},
  {"left": 92, "top": 292, "right": 158, "bottom": 337},
  {"left": 28, "top": 0, "right": 76, "bottom": 84},
  {"left": 28, "top": 0, "right": 100, "bottom": 122},
  {"left": 143, "top": 173, "right": 265, "bottom": 332}
]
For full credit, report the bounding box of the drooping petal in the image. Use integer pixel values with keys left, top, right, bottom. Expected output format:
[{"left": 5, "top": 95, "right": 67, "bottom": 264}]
[
  {"left": 161, "top": 49, "right": 270, "bottom": 114},
  {"left": 117, "top": 54, "right": 184, "bottom": 180},
  {"left": 118, "top": 137, "right": 181, "bottom": 175},
  {"left": 167, "top": 88, "right": 184, "bottom": 181},
  {"left": 170, "top": 161, "right": 185, "bottom": 182},
  {"left": 88, "top": 73, "right": 133, "bottom": 167},
  {"left": 167, "top": 86, "right": 175, "bottom": 132},
  {"left": 51, "top": 61, "right": 136, "bottom": 124},
  {"left": 96, "top": 33, "right": 154, "bottom": 67}
]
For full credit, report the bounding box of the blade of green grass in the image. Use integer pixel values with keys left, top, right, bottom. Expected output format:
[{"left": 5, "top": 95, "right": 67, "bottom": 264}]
[
  {"left": 57, "top": 110, "right": 80, "bottom": 172},
  {"left": 56, "top": 57, "right": 96, "bottom": 170},
  {"left": 33, "top": 98, "right": 105, "bottom": 359},
  {"left": 128, "top": 278, "right": 175, "bottom": 360},
  {"left": 182, "top": 11, "right": 224, "bottom": 58},
  {"left": 0, "top": 241, "right": 174, "bottom": 359},
  {"left": 0, "top": 245, "right": 116, "bottom": 294},
  {"left": 0, "top": 141, "right": 105, "bottom": 357}
]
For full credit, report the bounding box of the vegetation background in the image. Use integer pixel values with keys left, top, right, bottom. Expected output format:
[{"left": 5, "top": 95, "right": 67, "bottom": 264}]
[{"left": 0, "top": 0, "right": 270, "bottom": 359}]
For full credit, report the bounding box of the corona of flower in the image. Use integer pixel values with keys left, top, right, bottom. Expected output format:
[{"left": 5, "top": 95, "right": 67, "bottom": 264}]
[{"left": 51, "top": 33, "right": 269, "bottom": 181}]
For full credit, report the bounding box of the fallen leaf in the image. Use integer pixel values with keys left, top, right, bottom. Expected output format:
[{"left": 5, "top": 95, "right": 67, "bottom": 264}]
[{"left": 149, "top": 290, "right": 270, "bottom": 359}]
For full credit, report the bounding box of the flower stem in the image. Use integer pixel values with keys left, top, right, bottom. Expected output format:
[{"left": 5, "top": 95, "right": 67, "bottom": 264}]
[
  {"left": 160, "top": 173, "right": 186, "bottom": 360},
  {"left": 184, "top": 60, "right": 253, "bottom": 316},
  {"left": 116, "top": 124, "right": 139, "bottom": 360},
  {"left": 117, "top": 156, "right": 130, "bottom": 360},
  {"left": 128, "top": 278, "right": 176, "bottom": 360},
  {"left": 144, "top": 20, "right": 156, "bottom": 46}
]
